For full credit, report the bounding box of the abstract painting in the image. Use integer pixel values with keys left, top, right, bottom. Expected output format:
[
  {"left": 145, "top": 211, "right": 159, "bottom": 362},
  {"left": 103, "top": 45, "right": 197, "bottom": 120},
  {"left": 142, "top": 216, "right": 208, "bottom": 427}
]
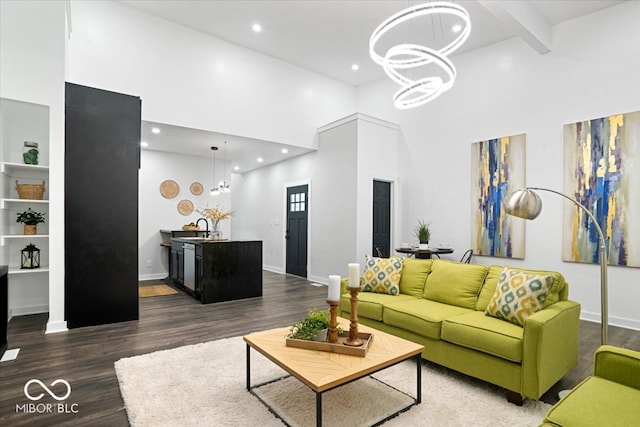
[
  {"left": 471, "top": 134, "right": 526, "bottom": 258},
  {"left": 563, "top": 111, "right": 640, "bottom": 267}
]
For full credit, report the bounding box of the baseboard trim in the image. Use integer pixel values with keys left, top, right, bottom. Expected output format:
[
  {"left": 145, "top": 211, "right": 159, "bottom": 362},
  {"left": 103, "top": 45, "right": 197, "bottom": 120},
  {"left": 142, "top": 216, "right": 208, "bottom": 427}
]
[
  {"left": 581, "top": 312, "right": 640, "bottom": 332},
  {"left": 263, "top": 265, "right": 284, "bottom": 274},
  {"left": 307, "top": 275, "right": 328, "bottom": 285},
  {"left": 10, "top": 304, "right": 48, "bottom": 317},
  {"left": 45, "top": 320, "right": 68, "bottom": 334},
  {"left": 138, "top": 273, "right": 168, "bottom": 281}
]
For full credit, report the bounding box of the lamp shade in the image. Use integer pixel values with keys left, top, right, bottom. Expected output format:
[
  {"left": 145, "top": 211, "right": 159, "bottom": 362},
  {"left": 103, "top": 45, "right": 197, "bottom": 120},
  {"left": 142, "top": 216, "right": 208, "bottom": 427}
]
[{"left": 504, "top": 189, "right": 543, "bottom": 220}]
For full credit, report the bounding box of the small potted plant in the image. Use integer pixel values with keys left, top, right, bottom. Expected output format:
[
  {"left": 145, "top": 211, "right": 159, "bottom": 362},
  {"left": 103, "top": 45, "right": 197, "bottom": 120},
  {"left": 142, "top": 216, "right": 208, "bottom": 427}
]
[
  {"left": 414, "top": 220, "right": 431, "bottom": 249},
  {"left": 16, "top": 208, "right": 46, "bottom": 235},
  {"left": 287, "top": 310, "right": 338, "bottom": 341}
]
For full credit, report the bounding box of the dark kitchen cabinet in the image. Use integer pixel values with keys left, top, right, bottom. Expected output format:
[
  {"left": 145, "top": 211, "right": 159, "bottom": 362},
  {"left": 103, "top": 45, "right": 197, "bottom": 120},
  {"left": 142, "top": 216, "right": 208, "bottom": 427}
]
[
  {"left": 199, "top": 241, "right": 262, "bottom": 304},
  {"left": 65, "top": 83, "right": 141, "bottom": 329},
  {"left": 169, "top": 239, "right": 262, "bottom": 304},
  {"left": 195, "top": 245, "right": 203, "bottom": 294},
  {"left": 170, "top": 241, "right": 184, "bottom": 285}
]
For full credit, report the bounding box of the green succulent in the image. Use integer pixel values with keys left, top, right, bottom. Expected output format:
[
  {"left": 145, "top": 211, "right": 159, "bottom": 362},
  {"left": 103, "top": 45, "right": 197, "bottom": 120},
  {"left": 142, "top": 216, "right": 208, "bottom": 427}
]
[{"left": 287, "top": 310, "right": 342, "bottom": 341}]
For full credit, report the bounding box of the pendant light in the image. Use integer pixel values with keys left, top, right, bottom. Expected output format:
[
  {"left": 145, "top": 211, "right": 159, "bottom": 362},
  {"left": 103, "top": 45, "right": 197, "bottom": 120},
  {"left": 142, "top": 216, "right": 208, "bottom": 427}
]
[
  {"left": 210, "top": 146, "right": 220, "bottom": 196},
  {"left": 369, "top": 2, "right": 471, "bottom": 109},
  {"left": 218, "top": 140, "right": 231, "bottom": 193}
]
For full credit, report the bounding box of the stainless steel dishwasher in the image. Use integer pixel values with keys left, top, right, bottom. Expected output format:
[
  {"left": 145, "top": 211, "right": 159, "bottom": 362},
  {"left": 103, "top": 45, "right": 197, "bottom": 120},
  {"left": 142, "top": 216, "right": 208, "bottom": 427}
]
[{"left": 183, "top": 243, "right": 196, "bottom": 292}]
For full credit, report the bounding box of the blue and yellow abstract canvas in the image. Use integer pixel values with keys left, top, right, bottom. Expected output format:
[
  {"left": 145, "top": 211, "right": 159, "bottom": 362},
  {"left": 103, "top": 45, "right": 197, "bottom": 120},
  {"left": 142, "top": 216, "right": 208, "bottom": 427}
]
[
  {"left": 563, "top": 111, "right": 640, "bottom": 267},
  {"left": 471, "top": 134, "right": 526, "bottom": 259}
]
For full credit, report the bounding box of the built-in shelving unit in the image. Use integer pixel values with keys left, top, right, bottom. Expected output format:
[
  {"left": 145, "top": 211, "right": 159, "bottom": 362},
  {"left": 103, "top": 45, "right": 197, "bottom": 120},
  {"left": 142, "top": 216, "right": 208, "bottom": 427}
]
[{"left": 0, "top": 97, "right": 50, "bottom": 316}]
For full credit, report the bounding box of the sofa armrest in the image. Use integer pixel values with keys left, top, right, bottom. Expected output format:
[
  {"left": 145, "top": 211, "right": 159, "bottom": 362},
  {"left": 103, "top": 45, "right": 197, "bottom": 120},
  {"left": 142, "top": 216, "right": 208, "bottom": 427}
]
[
  {"left": 520, "top": 300, "right": 581, "bottom": 399},
  {"left": 594, "top": 345, "right": 640, "bottom": 390}
]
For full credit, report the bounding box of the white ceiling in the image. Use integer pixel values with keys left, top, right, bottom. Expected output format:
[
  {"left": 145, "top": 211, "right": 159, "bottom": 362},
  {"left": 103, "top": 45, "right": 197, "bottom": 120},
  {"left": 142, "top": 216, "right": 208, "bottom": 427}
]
[
  {"left": 141, "top": 121, "right": 314, "bottom": 173},
  {"left": 123, "top": 0, "right": 624, "bottom": 167},
  {"left": 121, "top": 0, "right": 624, "bottom": 86}
]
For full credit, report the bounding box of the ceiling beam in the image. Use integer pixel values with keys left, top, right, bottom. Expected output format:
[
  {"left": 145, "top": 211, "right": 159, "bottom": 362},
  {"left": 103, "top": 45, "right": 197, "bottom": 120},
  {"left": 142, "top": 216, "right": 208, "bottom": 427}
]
[{"left": 478, "top": 0, "right": 552, "bottom": 54}]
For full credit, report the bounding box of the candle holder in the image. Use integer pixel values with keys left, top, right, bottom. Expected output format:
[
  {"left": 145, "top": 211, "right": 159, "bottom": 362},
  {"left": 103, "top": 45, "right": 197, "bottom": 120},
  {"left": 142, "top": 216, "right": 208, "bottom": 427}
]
[
  {"left": 344, "top": 287, "right": 364, "bottom": 347},
  {"left": 326, "top": 300, "right": 339, "bottom": 343}
]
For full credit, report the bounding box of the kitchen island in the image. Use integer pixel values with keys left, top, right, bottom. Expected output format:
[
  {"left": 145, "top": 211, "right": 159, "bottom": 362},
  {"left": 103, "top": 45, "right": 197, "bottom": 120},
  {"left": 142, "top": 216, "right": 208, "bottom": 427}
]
[{"left": 170, "top": 238, "right": 262, "bottom": 304}]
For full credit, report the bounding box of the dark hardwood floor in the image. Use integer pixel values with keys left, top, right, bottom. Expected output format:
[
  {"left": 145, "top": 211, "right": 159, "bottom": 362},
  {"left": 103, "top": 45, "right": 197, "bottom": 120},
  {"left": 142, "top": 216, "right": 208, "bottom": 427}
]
[{"left": 1, "top": 271, "right": 639, "bottom": 426}]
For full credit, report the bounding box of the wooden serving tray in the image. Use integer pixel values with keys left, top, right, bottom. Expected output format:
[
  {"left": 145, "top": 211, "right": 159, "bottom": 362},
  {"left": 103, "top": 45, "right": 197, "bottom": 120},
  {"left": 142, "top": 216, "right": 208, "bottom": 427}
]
[{"left": 285, "top": 332, "right": 373, "bottom": 357}]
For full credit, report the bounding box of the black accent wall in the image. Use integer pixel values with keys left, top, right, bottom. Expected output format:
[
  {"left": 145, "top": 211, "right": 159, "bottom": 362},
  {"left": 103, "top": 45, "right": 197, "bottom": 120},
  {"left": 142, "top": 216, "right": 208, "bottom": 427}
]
[{"left": 65, "top": 83, "right": 140, "bottom": 328}]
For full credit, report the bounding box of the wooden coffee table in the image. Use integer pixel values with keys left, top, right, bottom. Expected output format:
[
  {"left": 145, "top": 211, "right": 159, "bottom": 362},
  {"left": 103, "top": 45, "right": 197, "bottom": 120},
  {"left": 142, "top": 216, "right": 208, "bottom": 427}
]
[{"left": 244, "top": 318, "right": 424, "bottom": 426}]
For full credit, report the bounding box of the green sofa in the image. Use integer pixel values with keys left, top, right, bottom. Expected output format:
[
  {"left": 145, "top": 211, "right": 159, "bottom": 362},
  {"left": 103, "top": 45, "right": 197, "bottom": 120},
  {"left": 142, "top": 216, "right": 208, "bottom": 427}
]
[
  {"left": 339, "top": 258, "right": 581, "bottom": 404},
  {"left": 540, "top": 345, "right": 640, "bottom": 426}
]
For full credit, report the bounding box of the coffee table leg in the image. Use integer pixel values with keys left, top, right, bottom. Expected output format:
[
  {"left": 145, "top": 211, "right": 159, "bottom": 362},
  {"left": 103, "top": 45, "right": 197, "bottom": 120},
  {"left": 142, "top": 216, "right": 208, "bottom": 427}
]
[
  {"left": 416, "top": 353, "right": 422, "bottom": 404},
  {"left": 246, "top": 344, "right": 251, "bottom": 390},
  {"left": 316, "top": 391, "right": 322, "bottom": 426}
]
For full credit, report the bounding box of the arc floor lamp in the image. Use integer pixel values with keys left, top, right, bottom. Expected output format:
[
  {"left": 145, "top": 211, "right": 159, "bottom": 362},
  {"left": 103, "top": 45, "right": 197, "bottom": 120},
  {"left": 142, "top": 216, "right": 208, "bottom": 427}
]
[{"left": 504, "top": 187, "right": 609, "bottom": 345}]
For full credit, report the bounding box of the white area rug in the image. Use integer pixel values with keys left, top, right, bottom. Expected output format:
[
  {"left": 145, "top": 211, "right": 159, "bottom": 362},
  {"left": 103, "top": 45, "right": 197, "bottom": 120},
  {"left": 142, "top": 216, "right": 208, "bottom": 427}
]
[{"left": 115, "top": 336, "right": 551, "bottom": 426}]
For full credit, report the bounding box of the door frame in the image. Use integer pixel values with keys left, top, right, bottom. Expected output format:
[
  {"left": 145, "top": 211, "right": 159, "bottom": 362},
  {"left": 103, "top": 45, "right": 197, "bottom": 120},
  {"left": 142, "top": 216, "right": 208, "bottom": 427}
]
[{"left": 282, "top": 179, "right": 312, "bottom": 275}]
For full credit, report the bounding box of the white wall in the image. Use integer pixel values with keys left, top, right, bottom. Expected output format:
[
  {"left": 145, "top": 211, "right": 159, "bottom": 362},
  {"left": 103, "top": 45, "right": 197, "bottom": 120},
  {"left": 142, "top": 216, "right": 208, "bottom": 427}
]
[
  {"left": 233, "top": 114, "right": 402, "bottom": 282},
  {"left": 357, "top": 1, "right": 640, "bottom": 330},
  {"left": 355, "top": 116, "right": 401, "bottom": 260},
  {"left": 66, "top": 0, "right": 356, "bottom": 149},
  {"left": 0, "top": 0, "right": 66, "bottom": 333},
  {"left": 138, "top": 149, "right": 232, "bottom": 280},
  {"left": 231, "top": 153, "right": 317, "bottom": 273},
  {"left": 311, "top": 120, "right": 358, "bottom": 281}
]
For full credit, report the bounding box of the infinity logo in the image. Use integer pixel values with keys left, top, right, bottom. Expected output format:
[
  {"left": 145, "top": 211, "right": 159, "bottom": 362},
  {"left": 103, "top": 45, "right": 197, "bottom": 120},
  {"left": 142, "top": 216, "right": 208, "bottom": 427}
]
[{"left": 24, "top": 379, "right": 72, "bottom": 401}]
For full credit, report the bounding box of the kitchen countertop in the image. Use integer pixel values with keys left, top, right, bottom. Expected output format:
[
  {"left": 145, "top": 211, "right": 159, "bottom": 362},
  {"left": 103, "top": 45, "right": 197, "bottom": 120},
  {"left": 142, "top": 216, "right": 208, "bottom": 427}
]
[{"left": 171, "top": 237, "right": 261, "bottom": 244}]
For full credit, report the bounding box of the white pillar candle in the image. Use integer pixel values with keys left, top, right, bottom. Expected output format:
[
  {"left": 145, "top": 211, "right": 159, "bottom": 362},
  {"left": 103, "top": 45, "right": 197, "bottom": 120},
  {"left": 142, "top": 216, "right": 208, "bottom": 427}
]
[
  {"left": 328, "top": 275, "right": 341, "bottom": 301},
  {"left": 348, "top": 263, "right": 360, "bottom": 289}
]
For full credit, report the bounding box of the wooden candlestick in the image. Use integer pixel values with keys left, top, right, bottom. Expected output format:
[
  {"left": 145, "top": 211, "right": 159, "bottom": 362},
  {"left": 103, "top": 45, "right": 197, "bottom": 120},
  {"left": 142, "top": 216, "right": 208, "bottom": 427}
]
[
  {"left": 326, "top": 300, "right": 339, "bottom": 343},
  {"left": 344, "top": 287, "right": 364, "bottom": 347}
]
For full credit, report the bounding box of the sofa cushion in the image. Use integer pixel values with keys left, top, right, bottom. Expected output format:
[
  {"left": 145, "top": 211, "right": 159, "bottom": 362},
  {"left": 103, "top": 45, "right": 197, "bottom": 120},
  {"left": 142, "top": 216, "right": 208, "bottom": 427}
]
[
  {"left": 485, "top": 267, "right": 555, "bottom": 327},
  {"left": 340, "top": 292, "right": 416, "bottom": 321},
  {"left": 544, "top": 376, "right": 640, "bottom": 427},
  {"left": 383, "top": 299, "right": 473, "bottom": 340},
  {"left": 476, "top": 265, "right": 504, "bottom": 311},
  {"left": 398, "top": 258, "right": 432, "bottom": 297},
  {"left": 362, "top": 255, "right": 403, "bottom": 295},
  {"left": 441, "top": 311, "right": 523, "bottom": 362},
  {"left": 422, "top": 260, "right": 488, "bottom": 309}
]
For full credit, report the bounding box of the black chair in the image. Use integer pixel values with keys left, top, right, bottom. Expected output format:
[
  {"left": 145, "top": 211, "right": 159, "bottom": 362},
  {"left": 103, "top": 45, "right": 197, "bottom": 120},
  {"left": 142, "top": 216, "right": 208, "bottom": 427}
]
[{"left": 460, "top": 249, "right": 473, "bottom": 264}]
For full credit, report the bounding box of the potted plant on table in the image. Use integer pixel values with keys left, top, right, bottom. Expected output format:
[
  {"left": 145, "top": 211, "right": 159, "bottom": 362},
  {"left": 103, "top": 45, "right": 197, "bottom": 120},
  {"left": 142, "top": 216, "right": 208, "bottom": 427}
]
[
  {"left": 287, "top": 310, "right": 340, "bottom": 342},
  {"left": 414, "top": 220, "right": 431, "bottom": 249},
  {"left": 16, "top": 208, "right": 46, "bottom": 235}
]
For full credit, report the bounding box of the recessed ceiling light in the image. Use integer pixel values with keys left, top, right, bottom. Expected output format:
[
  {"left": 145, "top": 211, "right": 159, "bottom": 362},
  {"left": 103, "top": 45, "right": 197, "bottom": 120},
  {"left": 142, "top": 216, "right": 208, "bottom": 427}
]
[
  {"left": 351, "top": 64, "right": 359, "bottom": 71},
  {"left": 281, "top": 148, "right": 288, "bottom": 154},
  {"left": 233, "top": 166, "right": 240, "bottom": 171},
  {"left": 257, "top": 157, "right": 264, "bottom": 163},
  {"left": 141, "top": 141, "right": 149, "bottom": 147},
  {"left": 252, "top": 23, "right": 262, "bottom": 33},
  {"left": 151, "top": 127, "right": 160, "bottom": 134},
  {"left": 452, "top": 24, "right": 462, "bottom": 33}
]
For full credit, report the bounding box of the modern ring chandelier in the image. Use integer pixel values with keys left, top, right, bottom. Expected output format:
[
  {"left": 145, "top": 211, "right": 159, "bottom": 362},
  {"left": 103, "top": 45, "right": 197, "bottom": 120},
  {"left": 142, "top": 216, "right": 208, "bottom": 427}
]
[{"left": 369, "top": 2, "right": 471, "bottom": 109}]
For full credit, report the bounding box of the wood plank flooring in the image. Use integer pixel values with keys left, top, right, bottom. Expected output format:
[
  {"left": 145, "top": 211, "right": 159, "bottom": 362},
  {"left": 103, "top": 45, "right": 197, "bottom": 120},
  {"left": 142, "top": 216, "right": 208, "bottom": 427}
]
[{"left": 1, "top": 271, "right": 639, "bottom": 426}]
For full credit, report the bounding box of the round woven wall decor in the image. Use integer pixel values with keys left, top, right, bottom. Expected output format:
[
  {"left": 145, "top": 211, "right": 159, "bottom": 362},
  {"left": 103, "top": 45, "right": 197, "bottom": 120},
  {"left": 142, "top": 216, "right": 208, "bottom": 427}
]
[
  {"left": 190, "top": 182, "right": 204, "bottom": 196},
  {"left": 160, "top": 180, "right": 179, "bottom": 199},
  {"left": 177, "top": 199, "right": 194, "bottom": 216}
]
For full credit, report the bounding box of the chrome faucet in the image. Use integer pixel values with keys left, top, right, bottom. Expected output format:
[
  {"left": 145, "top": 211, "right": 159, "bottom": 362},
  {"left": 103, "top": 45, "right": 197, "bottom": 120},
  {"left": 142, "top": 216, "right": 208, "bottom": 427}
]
[{"left": 195, "top": 217, "right": 210, "bottom": 238}]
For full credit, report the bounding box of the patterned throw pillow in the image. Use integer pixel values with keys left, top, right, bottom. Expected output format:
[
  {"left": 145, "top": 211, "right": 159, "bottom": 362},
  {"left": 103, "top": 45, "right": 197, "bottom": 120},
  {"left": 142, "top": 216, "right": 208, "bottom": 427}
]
[
  {"left": 362, "top": 255, "right": 403, "bottom": 295},
  {"left": 485, "top": 267, "right": 555, "bottom": 327}
]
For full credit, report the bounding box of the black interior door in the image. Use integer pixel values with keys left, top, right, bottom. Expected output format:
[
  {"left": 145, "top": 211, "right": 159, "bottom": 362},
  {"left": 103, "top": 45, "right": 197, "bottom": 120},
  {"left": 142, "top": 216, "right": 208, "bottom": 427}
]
[
  {"left": 286, "top": 185, "right": 308, "bottom": 277},
  {"left": 65, "top": 83, "right": 140, "bottom": 328},
  {"left": 372, "top": 180, "right": 391, "bottom": 257}
]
